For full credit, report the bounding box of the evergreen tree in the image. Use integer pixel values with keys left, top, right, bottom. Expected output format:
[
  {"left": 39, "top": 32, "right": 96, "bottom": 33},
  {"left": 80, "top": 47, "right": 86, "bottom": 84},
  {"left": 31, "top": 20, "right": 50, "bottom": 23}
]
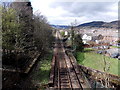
[{"left": 74, "top": 34, "right": 84, "bottom": 52}]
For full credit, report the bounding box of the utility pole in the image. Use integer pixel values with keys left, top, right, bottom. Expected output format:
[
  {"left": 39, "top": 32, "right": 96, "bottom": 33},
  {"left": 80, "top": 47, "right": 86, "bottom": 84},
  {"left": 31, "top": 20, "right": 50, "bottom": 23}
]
[
  {"left": 71, "top": 26, "right": 74, "bottom": 49},
  {"left": 70, "top": 19, "right": 77, "bottom": 50}
]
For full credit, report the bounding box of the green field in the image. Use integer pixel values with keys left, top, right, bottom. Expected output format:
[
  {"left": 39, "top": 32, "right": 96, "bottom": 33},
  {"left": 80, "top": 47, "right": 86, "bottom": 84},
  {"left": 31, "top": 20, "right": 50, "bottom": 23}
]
[
  {"left": 76, "top": 48, "right": 120, "bottom": 76},
  {"left": 111, "top": 46, "right": 120, "bottom": 48}
]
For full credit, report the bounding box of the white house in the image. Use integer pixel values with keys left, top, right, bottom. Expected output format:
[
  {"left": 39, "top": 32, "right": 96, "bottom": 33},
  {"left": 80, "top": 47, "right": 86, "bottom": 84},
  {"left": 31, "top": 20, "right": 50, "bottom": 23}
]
[
  {"left": 82, "top": 34, "right": 92, "bottom": 44},
  {"left": 65, "top": 31, "right": 68, "bottom": 36}
]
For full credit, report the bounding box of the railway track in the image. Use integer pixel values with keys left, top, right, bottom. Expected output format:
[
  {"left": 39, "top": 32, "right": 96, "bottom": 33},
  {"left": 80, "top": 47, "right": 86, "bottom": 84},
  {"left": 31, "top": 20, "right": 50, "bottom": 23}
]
[{"left": 49, "top": 31, "right": 91, "bottom": 89}]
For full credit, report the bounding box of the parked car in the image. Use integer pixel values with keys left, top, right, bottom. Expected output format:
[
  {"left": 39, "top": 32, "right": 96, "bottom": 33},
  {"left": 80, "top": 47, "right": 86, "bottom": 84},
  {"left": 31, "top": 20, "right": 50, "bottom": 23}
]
[
  {"left": 93, "top": 46, "right": 109, "bottom": 50},
  {"left": 110, "top": 53, "right": 120, "bottom": 58},
  {"left": 116, "top": 43, "right": 120, "bottom": 47},
  {"left": 113, "top": 43, "right": 120, "bottom": 47},
  {"left": 118, "top": 56, "right": 120, "bottom": 60},
  {"left": 97, "top": 50, "right": 107, "bottom": 54},
  {"left": 97, "top": 51, "right": 103, "bottom": 54}
]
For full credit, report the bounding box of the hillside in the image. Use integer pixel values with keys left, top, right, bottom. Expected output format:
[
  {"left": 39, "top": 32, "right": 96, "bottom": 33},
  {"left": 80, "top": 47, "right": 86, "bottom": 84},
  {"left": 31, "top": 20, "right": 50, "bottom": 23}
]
[
  {"left": 77, "top": 21, "right": 105, "bottom": 27},
  {"left": 51, "top": 20, "right": 119, "bottom": 29},
  {"left": 51, "top": 25, "right": 70, "bottom": 29},
  {"left": 77, "top": 20, "right": 118, "bottom": 29}
]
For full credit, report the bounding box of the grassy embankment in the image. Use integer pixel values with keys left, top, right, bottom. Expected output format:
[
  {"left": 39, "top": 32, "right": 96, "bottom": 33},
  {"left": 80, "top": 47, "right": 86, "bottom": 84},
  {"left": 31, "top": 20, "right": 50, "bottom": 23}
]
[
  {"left": 76, "top": 48, "right": 120, "bottom": 76},
  {"left": 32, "top": 52, "right": 53, "bottom": 89}
]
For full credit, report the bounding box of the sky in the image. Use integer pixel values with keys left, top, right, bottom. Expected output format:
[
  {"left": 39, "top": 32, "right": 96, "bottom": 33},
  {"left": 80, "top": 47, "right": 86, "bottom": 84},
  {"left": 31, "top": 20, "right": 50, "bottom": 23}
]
[{"left": 30, "top": 0, "right": 118, "bottom": 25}]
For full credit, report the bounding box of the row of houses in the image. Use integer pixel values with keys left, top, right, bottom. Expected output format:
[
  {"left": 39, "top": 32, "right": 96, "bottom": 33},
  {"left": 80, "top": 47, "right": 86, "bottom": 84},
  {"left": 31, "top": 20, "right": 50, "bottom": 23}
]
[
  {"left": 81, "top": 34, "right": 119, "bottom": 44},
  {"left": 60, "top": 27, "right": 120, "bottom": 46},
  {"left": 80, "top": 28, "right": 119, "bottom": 45}
]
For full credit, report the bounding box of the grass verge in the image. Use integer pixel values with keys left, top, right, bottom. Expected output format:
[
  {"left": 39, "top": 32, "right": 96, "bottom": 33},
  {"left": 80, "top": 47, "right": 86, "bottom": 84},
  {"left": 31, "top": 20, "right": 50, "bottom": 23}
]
[
  {"left": 111, "top": 46, "right": 120, "bottom": 48},
  {"left": 31, "top": 52, "right": 53, "bottom": 89},
  {"left": 76, "top": 48, "right": 120, "bottom": 76}
]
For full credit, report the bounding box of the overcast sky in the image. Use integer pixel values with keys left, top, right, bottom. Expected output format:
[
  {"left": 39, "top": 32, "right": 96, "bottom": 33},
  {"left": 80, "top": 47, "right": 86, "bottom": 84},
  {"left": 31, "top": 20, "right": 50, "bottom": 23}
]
[{"left": 30, "top": 0, "right": 118, "bottom": 25}]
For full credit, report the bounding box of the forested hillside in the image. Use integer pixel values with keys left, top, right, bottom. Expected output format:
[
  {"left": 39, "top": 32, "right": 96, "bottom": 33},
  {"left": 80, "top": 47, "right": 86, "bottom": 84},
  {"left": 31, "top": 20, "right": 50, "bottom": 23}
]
[{"left": 2, "top": 1, "right": 54, "bottom": 89}]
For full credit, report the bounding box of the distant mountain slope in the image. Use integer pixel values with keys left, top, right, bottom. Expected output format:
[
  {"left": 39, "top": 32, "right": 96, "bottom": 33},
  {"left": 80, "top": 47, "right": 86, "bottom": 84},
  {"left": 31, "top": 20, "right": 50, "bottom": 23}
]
[
  {"left": 51, "top": 25, "right": 70, "bottom": 29},
  {"left": 51, "top": 20, "right": 119, "bottom": 29},
  {"left": 102, "top": 21, "right": 118, "bottom": 29},
  {"left": 77, "top": 21, "right": 105, "bottom": 27},
  {"left": 77, "top": 20, "right": 119, "bottom": 29}
]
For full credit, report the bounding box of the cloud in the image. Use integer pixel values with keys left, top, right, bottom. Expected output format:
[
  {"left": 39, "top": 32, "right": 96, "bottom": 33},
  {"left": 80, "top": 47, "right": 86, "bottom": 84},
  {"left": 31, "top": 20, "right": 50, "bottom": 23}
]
[{"left": 30, "top": 0, "right": 118, "bottom": 25}]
